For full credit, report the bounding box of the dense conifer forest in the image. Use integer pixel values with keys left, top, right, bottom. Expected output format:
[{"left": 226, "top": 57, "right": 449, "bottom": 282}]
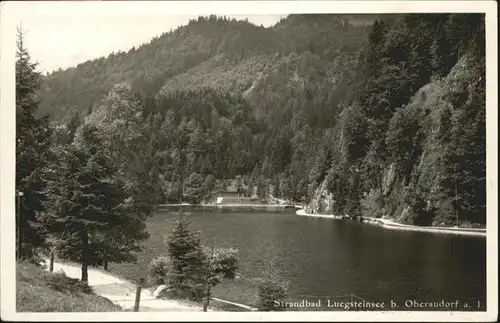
[{"left": 18, "top": 14, "right": 486, "bottom": 268}]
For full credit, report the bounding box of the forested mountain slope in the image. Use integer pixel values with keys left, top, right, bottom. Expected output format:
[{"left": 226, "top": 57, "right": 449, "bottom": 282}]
[
  {"left": 38, "top": 14, "right": 486, "bottom": 227},
  {"left": 39, "top": 14, "right": 372, "bottom": 121},
  {"left": 306, "top": 14, "right": 485, "bottom": 226}
]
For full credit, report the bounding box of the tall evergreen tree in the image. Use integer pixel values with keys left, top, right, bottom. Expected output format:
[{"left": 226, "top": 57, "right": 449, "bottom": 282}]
[
  {"left": 166, "top": 213, "right": 204, "bottom": 297},
  {"left": 15, "top": 26, "right": 53, "bottom": 259},
  {"left": 45, "top": 125, "right": 134, "bottom": 281},
  {"left": 66, "top": 110, "right": 81, "bottom": 144}
]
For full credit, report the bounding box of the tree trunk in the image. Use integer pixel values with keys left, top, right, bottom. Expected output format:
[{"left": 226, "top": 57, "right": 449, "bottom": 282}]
[
  {"left": 104, "top": 256, "right": 108, "bottom": 271},
  {"left": 49, "top": 252, "right": 54, "bottom": 272},
  {"left": 203, "top": 298, "right": 209, "bottom": 312},
  {"left": 378, "top": 171, "right": 385, "bottom": 211},
  {"left": 134, "top": 284, "right": 143, "bottom": 312},
  {"left": 17, "top": 199, "right": 23, "bottom": 260},
  {"left": 18, "top": 225, "right": 23, "bottom": 260},
  {"left": 203, "top": 287, "right": 211, "bottom": 312},
  {"left": 81, "top": 226, "right": 89, "bottom": 282}
]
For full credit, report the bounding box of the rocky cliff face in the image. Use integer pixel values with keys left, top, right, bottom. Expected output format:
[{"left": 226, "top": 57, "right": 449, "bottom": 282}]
[{"left": 305, "top": 176, "right": 335, "bottom": 215}]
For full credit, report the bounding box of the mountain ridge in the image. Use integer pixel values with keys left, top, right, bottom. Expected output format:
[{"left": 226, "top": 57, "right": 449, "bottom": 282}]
[{"left": 38, "top": 14, "right": 374, "bottom": 121}]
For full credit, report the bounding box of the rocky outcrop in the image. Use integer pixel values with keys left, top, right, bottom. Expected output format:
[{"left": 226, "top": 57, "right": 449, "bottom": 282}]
[
  {"left": 306, "top": 176, "right": 335, "bottom": 215},
  {"left": 305, "top": 54, "right": 483, "bottom": 226}
]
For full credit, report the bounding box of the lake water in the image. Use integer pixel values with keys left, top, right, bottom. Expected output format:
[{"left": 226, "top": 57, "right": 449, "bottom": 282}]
[{"left": 144, "top": 209, "right": 486, "bottom": 311}]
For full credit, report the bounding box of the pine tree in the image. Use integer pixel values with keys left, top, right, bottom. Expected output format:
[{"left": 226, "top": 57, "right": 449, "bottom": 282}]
[
  {"left": 66, "top": 110, "right": 81, "bottom": 145},
  {"left": 15, "top": 26, "right": 53, "bottom": 259},
  {"left": 166, "top": 213, "right": 204, "bottom": 297},
  {"left": 183, "top": 172, "right": 205, "bottom": 204},
  {"left": 88, "top": 179, "right": 150, "bottom": 270},
  {"left": 82, "top": 83, "right": 162, "bottom": 218},
  {"left": 257, "top": 175, "right": 269, "bottom": 201},
  {"left": 344, "top": 166, "right": 362, "bottom": 219},
  {"left": 438, "top": 106, "right": 453, "bottom": 145},
  {"left": 45, "top": 125, "right": 131, "bottom": 281}
]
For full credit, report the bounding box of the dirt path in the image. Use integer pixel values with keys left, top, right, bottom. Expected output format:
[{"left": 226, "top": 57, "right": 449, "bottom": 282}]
[
  {"left": 364, "top": 217, "right": 486, "bottom": 237},
  {"left": 43, "top": 259, "right": 209, "bottom": 311},
  {"left": 296, "top": 210, "right": 486, "bottom": 237}
]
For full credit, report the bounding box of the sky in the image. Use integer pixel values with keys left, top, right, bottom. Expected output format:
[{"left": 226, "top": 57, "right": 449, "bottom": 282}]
[
  {"left": 3, "top": 2, "right": 286, "bottom": 73},
  {"left": 3, "top": 1, "right": 491, "bottom": 74}
]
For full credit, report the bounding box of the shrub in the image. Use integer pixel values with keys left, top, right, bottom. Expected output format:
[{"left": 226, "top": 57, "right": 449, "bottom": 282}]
[
  {"left": 148, "top": 256, "right": 172, "bottom": 286},
  {"left": 195, "top": 247, "right": 239, "bottom": 309},
  {"left": 360, "top": 188, "right": 385, "bottom": 218},
  {"left": 459, "top": 220, "right": 484, "bottom": 228},
  {"left": 27, "top": 251, "right": 48, "bottom": 269},
  {"left": 208, "top": 247, "right": 238, "bottom": 280},
  {"left": 45, "top": 270, "right": 93, "bottom": 294},
  {"left": 402, "top": 190, "right": 436, "bottom": 226}
]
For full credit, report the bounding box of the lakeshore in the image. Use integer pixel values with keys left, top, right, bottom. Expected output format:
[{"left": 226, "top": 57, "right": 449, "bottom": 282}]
[
  {"left": 157, "top": 203, "right": 299, "bottom": 212},
  {"left": 296, "top": 209, "right": 487, "bottom": 237}
]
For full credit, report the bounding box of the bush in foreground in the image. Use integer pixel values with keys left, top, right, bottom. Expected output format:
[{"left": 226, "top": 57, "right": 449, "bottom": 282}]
[
  {"left": 148, "top": 256, "right": 172, "bottom": 286},
  {"left": 45, "top": 270, "right": 94, "bottom": 294}
]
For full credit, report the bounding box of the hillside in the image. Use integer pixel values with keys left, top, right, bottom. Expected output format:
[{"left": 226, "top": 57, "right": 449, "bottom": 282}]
[
  {"left": 16, "top": 262, "right": 122, "bottom": 312},
  {"left": 37, "top": 13, "right": 486, "bottom": 227},
  {"left": 310, "top": 53, "right": 485, "bottom": 225},
  {"left": 305, "top": 14, "right": 485, "bottom": 226},
  {"left": 38, "top": 14, "right": 372, "bottom": 121}
]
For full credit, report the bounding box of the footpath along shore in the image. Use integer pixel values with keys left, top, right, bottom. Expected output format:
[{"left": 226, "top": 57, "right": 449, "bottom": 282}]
[
  {"left": 43, "top": 259, "right": 207, "bottom": 311},
  {"left": 296, "top": 209, "right": 486, "bottom": 237},
  {"left": 42, "top": 259, "right": 255, "bottom": 311}
]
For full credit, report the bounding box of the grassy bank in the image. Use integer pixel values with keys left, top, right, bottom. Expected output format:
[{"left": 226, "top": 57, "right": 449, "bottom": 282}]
[{"left": 16, "top": 261, "right": 122, "bottom": 312}]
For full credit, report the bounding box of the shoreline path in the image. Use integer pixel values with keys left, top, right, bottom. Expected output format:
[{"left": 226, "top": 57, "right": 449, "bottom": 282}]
[
  {"left": 296, "top": 210, "right": 486, "bottom": 237},
  {"left": 42, "top": 259, "right": 211, "bottom": 311}
]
